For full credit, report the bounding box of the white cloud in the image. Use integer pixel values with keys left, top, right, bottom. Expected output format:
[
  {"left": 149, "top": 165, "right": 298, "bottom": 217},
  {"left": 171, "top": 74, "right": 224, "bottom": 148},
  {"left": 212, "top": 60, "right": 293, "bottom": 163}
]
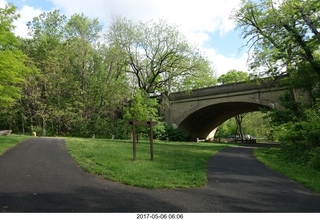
[
  {"left": 48, "top": 0, "right": 247, "bottom": 75},
  {"left": 14, "top": 5, "right": 44, "bottom": 38},
  {"left": 1, "top": 0, "right": 44, "bottom": 38},
  {"left": 203, "top": 48, "right": 249, "bottom": 76},
  {"left": 49, "top": 0, "right": 242, "bottom": 45},
  {"left": 49, "top": 0, "right": 162, "bottom": 21},
  {"left": 0, "top": 0, "right": 6, "bottom": 8}
]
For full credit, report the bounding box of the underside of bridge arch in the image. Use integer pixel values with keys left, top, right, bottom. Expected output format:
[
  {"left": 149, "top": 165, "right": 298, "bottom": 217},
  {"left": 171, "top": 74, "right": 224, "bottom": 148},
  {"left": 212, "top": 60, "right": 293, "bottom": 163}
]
[{"left": 178, "top": 102, "right": 272, "bottom": 141}]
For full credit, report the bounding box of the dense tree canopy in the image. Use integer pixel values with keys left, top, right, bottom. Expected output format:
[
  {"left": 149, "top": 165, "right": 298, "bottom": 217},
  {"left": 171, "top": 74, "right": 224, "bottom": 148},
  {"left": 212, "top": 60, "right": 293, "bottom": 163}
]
[
  {"left": 0, "top": 4, "right": 216, "bottom": 138},
  {"left": 232, "top": 0, "right": 320, "bottom": 101},
  {"left": 217, "top": 69, "right": 249, "bottom": 84},
  {"left": 107, "top": 17, "right": 217, "bottom": 97},
  {"left": 0, "top": 4, "right": 31, "bottom": 109}
]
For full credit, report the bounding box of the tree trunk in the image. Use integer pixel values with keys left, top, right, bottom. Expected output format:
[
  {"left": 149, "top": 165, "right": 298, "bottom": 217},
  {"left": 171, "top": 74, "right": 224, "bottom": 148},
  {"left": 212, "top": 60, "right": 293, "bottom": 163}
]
[
  {"left": 42, "top": 116, "right": 46, "bottom": 136},
  {"left": 235, "top": 114, "right": 246, "bottom": 139},
  {"left": 21, "top": 111, "right": 25, "bottom": 134},
  {"left": 296, "top": 5, "right": 320, "bottom": 44}
]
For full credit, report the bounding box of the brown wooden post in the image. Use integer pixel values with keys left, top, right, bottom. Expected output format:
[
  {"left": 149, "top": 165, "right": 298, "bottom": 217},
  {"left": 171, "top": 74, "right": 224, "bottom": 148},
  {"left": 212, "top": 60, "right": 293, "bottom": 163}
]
[
  {"left": 149, "top": 118, "right": 154, "bottom": 161},
  {"left": 127, "top": 118, "right": 157, "bottom": 161},
  {"left": 132, "top": 118, "right": 137, "bottom": 161}
]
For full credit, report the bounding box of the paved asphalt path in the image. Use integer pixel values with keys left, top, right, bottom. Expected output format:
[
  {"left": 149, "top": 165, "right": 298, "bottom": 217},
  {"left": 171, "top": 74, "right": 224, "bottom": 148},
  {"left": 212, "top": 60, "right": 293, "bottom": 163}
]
[{"left": 1, "top": 138, "right": 320, "bottom": 213}]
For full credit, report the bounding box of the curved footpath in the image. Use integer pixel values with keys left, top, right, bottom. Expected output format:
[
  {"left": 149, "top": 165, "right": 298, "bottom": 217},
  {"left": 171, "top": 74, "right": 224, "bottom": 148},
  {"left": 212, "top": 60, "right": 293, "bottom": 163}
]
[{"left": 0, "top": 138, "right": 320, "bottom": 212}]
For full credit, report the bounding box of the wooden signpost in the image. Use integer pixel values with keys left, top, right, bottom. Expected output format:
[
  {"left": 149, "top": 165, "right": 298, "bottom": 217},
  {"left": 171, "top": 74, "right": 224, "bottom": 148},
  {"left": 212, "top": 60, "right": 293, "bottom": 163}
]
[{"left": 127, "top": 118, "right": 158, "bottom": 161}]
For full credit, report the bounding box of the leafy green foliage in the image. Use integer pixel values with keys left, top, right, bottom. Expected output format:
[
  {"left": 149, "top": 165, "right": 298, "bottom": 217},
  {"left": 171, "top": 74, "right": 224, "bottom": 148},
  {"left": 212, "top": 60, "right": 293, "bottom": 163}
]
[
  {"left": 125, "top": 89, "right": 158, "bottom": 122},
  {"left": 162, "top": 126, "right": 187, "bottom": 141},
  {"left": 217, "top": 69, "right": 249, "bottom": 84},
  {"left": 278, "top": 100, "right": 320, "bottom": 170},
  {"left": 232, "top": 0, "right": 320, "bottom": 96},
  {"left": 215, "top": 119, "right": 236, "bottom": 139},
  {"left": 266, "top": 91, "right": 305, "bottom": 125},
  {"left": 107, "top": 17, "right": 216, "bottom": 96},
  {"left": 216, "top": 112, "right": 272, "bottom": 139},
  {"left": 0, "top": 5, "right": 218, "bottom": 137},
  {"left": 124, "top": 89, "right": 165, "bottom": 139},
  {"left": 2, "top": 9, "right": 132, "bottom": 137},
  {"left": 0, "top": 3, "right": 31, "bottom": 108}
]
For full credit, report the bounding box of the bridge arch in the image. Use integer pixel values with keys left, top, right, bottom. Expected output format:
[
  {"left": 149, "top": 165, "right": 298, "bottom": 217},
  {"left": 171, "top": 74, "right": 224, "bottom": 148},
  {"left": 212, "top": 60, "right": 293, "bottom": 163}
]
[
  {"left": 165, "top": 80, "right": 289, "bottom": 141},
  {"left": 178, "top": 101, "right": 272, "bottom": 141}
]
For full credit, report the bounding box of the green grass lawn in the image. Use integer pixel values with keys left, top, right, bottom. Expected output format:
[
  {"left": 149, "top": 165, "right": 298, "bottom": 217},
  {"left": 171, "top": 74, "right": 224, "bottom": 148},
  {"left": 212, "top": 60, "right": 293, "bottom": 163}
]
[
  {"left": 65, "top": 138, "right": 229, "bottom": 189},
  {"left": 0, "top": 135, "right": 32, "bottom": 155},
  {"left": 254, "top": 147, "right": 320, "bottom": 194}
]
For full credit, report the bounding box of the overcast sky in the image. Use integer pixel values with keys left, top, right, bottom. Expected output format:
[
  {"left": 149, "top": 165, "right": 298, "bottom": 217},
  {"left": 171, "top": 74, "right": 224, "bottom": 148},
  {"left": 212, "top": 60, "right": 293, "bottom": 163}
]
[{"left": 1, "top": 0, "right": 250, "bottom": 76}]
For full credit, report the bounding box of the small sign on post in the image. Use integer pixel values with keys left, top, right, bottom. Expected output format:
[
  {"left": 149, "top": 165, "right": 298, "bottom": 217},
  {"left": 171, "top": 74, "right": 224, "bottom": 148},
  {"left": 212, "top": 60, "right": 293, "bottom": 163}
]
[{"left": 127, "top": 118, "right": 158, "bottom": 161}]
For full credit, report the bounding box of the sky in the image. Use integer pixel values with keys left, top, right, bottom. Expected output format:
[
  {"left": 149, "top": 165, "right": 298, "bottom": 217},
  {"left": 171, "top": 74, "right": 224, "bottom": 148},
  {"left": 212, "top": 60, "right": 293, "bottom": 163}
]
[{"left": 1, "top": 0, "right": 250, "bottom": 77}]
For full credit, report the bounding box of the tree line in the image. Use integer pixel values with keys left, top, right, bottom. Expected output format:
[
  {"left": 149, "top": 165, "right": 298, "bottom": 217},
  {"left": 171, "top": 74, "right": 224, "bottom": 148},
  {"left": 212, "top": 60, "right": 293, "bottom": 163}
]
[{"left": 0, "top": 3, "right": 216, "bottom": 138}]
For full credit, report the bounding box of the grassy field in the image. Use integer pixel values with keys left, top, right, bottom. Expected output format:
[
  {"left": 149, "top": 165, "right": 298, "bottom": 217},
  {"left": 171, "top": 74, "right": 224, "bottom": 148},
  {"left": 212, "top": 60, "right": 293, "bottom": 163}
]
[
  {"left": 65, "top": 138, "right": 229, "bottom": 189},
  {"left": 254, "top": 147, "right": 320, "bottom": 194},
  {"left": 0, "top": 135, "right": 33, "bottom": 155}
]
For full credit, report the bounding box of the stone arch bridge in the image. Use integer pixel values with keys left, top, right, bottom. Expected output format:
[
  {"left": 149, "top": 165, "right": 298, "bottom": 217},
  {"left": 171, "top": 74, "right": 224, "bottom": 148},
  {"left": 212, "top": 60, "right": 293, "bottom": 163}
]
[{"left": 165, "top": 79, "right": 290, "bottom": 141}]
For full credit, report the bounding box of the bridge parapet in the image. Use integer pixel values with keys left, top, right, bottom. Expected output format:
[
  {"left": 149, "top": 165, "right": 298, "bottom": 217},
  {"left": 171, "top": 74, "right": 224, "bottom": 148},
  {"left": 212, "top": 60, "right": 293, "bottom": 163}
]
[{"left": 170, "top": 79, "right": 284, "bottom": 102}]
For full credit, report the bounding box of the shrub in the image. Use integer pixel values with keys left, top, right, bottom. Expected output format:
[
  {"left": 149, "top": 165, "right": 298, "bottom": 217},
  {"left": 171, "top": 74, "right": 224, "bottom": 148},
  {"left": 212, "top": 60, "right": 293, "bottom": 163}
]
[
  {"left": 162, "top": 126, "right": 187, "bottom": 141},
  {"left": 308, "top": 147, "right": 320, "bottom": 170},
  {"left": 278, "top": 100, "right": 320, "bottom": 170}
]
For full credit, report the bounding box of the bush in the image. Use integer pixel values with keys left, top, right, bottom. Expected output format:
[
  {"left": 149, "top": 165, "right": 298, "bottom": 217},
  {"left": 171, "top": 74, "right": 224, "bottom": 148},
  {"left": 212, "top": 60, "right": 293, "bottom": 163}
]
[
  {"left": 162, "top": 126, "right": 187, "bottom": 141},
  {"left": 278, "top": 100, "right": 320, "bottom": 170},
  {"left": 308, "top": 147, "right": 320, "bottom": 170},
  {"left": 31, "top": 126, "right": 44, "bottom": 136}
]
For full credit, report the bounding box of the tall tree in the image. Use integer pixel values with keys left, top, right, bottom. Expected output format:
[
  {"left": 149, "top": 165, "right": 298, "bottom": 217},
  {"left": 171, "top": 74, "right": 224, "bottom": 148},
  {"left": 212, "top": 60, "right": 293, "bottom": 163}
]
[
  {"left": 231, "top": 0, "right": 320, "bottom": 102},
  {"left": 124, "top": 88, "right": 165, "bottom": 140},
  {"left": 65, "top": 13, "right": 102, "bottom": 100},
  {"left": 23, "top": 10, "right": 68, "bottom": 136},
  {"left": 0, "top": 3, "right": 31, "bottom": 109},
  {"left": 107, "top": 17, "right": 216, "bottom": 98},
  {"left": 13, "top": 10, "right": 132, "bottom": 137},
  {"left": 65, "top": 14, "right": 131, "bottom": 136},
  {"left": 217, "top": 69, "right": 249, "bottom": 84}
]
